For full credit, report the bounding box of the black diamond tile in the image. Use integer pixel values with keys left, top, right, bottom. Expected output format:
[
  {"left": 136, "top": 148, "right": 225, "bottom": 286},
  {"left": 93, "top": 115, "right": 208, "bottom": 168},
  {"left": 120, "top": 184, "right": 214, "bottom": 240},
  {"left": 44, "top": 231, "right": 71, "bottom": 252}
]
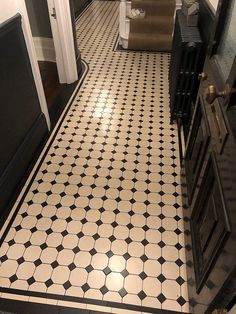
[
  {"left": 121, "top": 269, "right": 129, "bottom": 278},
  {"left": 84, "top": 206, "right": 91, "bottom": 212},
  {"left": 125, "top": 237, "right": 132, "bottom": 244},
  {"left": 8, "top": 239, "right": 15, "bottom": 247},
  {"left": 129, "top": 198, "right": 136, "bottom": 204},
  {"left": 118, "top": 288, "right": 127, "bottom": 298},
  {"left": 17, "top": 257, "right": 25, "bottom": 265},
  {"left": 157, "top": 274, "right": 166, "bottom": 283},
  {"left": 89, "top": 248, "right": 97, "bottom": 256},
  {"left": 40, "top": 243, "right": 48, "bottom": 250},
  {"left": 175, "top": 243, "right": 183, "bottom": 250},
  {"left": 106, "top": 250, "right": 114, "bottom": 258},
  {"left": 68, "top": 263, "right": 76, "bottom": 271},
  {"left": 127, "top": 223, "right": 134, "bottom": 230},
  {"left": 66, "top": 217, "right": 72, "bottom": 223},
  {"left": 140, "top": 254, "right": 148, "bottom": 262},
  {"left": 61, "top": 230, "right": 69, "bottom": 237},
  {"left": 46, "top": 228, "right": 53, "bottom": 235},
  {"left": 174, "top": 228, "right": 182, "bottom": 235},
  {"left": 173, "top": 203, "right": 180, "bottom": 209},
  {"left": 142, "top": 225, "right": 149, "bottom": 232},
  {"left": 138, "top": 290, "right": 147, "bottom": 300},
  {"left": 177, "top": 296, "right": 186, "bottom": 306},
  {"left": 174, "top": 215, "right": 181, "bottom": 221},
  {"left": 96, "top": 219, "right": 103, "bottom": 226},
  {"left": 109, "top": 235, "right": 116, "bottom": 242},
  {"left": 51, "top": 260, "right": 59, "bottom": 268},
  {"left": 176, "top": 276, "right": 185, "bottom": 286},
  {"left": 111, "top": 221, "right": 118, "bottom": 228},
  {"left": 34, "top": 259, "right": 42, "bottom": 267},
  {"left": 45, "top": 279, "right": 53, "bottom": 288},
  {"left": 141, "top": 239, "right": 149, "bottom": 246},
  {"left": 157, "top": 293, "right": 166, "bottom": 303},
  {"left": 139, "top": 271, "right": 147, "bottom": 280},
  {"left": 158, "top": 213, "right": 165, "bottom": 220},
  {"left": 77, "top": 231, "right": 84, "bottom": 238},
  {"left": 81, "top": 283, "right": 90, "bottom": 292},
  {"left": 158, "top": 241, "right": 166, "bottom": 248},
  {"left": 85, "top": 265, "right": 94, "bottom": 273},
  {"left": 175, "top": 258, "right": 184, "bottom": 266},
  {"left": 157, "top": 256, "right": 166, "bottom": 264},
  {"left": 27, "top": 276, "right": 36, "bottom": 285},
  {"left": 128, "top": 210, "right": 135, "bottom": 216},
  {"left": 36, "top": 214, "right": 43, "bottom": 220},
  {"left": 73, "top": 246, "right": 80, "bottom": 254},
  {"left": 63, "top": 280, "right": 72, "bottom": 290},
  {"left": 9, "top": 274, "right": 18, "bottom": 283},
  {"left": 123, "top": 252, "right": 131, "bottom": 260},
  {"left": 158, "top": 226, "right": 165, "bottom": 233},
  {"left": 93, "top": 233, "right": 100, "bottom": 240},
  {"left": 99, "top": 207, "right": 105, "bottom": 213},
  {"left": 56, "top": 244, "right": 64, "bottom": 252},
  {"left": 81, "top": 218, "right": 88, "bottom": 224},
  {"left": 113, "top": 209, "right": 120, "bottom": 215},
  {"left": 0, "top": 255, "right": 8, "bottom": 263},
  {"left": 103, "top": 266, "right": 111, "bottom": 275},
  {"left": 100, "top": 285, "right": 108, "bottom": 295},
  {"left": 51, "top": 215, "right": 57, "bottom": 222},
  {"left": 30, "top": 227, "right": 37, "bottom": 233}
]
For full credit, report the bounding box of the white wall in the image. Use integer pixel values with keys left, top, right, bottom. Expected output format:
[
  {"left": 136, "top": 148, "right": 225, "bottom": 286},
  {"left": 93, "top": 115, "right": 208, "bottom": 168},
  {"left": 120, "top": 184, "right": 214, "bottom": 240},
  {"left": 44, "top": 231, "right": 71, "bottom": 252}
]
[
  {"left": 0, "top": 0, "right": 50, "bottom": 128},
  {"left": 0, "top": 0, "right": 18, "bottom": 22}
]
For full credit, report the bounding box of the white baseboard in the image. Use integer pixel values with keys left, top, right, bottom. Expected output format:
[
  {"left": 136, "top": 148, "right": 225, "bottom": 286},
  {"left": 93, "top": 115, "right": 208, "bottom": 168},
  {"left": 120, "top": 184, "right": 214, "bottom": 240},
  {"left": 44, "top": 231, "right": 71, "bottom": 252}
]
[{"left": 33, "top": 37, "right": 56, "bottom": 62}]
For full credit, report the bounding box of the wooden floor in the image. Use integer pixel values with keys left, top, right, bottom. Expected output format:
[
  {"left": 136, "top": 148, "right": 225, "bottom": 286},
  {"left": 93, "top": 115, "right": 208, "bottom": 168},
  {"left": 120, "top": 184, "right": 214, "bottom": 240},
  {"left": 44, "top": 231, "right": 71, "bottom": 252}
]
[{"left": 38, "top": 61, "right": 64, "bottom": 112}]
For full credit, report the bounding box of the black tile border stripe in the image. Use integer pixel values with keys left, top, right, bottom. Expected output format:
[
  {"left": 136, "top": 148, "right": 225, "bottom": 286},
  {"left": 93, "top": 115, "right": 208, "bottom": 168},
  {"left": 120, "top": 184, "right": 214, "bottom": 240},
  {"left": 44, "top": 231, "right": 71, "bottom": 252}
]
[
  {"left": 0, "top": 288, "right": 186, "bottom": 314},
  {"left": 0, "top": 298, "right": 94, "bottom": 314},
  {"left": 0, "top": 59, "right": 89, "bottom": 247}
]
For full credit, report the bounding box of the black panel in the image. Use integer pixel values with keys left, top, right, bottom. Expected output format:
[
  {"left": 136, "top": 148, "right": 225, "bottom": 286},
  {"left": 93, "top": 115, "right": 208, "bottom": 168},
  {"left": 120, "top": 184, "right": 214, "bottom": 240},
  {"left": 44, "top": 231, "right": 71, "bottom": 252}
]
[
  {"left": 191, "top": 152, "right": 231, "bottom": 293},
  {"left": 185, "top": 96, "right": 210, "bottom": 202},
  {"left": 0, "top": 15, "right": 42, "bottom": 174},
  {"left": 0, "top": 113, "right": 48, "bottom": 224},
  {"left": 0, "top": 14, "right": 48, "bottom": 218}
]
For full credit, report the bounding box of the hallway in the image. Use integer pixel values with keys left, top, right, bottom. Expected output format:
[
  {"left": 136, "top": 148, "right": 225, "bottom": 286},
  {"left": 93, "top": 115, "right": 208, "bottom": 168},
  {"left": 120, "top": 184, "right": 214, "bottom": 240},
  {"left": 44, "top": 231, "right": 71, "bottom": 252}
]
[{"left": 0, "top": 1, "right": 189, "bottom": 313}]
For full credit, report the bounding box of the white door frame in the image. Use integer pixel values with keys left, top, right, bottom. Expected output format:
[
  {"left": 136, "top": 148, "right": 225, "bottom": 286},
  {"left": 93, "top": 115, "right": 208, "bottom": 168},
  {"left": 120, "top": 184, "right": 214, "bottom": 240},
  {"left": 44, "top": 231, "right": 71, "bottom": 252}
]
[
  {"left": 14, "top": 0, "right": 78, "bottom": 130},
  {"left": 47, "top": 0, "right": 78, "bottom": 84},
  {"left": 15, "top": 0, "right": 51, "bottom": 129}
]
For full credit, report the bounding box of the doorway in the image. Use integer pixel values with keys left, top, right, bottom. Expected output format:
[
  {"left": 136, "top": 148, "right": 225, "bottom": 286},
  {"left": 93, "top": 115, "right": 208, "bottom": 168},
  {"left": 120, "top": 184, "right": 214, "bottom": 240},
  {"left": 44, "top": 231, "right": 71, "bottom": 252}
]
[
  {"left": 25, "top": 0, "right": 63, "bottom": 117},
  {"left": 25, "top": 0, "right": 81, "bottom": 127}
]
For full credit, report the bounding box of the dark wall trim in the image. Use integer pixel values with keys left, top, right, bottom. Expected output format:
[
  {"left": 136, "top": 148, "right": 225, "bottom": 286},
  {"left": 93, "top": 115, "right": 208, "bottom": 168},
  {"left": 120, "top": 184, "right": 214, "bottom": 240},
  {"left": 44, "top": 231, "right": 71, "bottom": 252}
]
[{"left": 0, "top": 113, "right": 48, "bottom": 226}]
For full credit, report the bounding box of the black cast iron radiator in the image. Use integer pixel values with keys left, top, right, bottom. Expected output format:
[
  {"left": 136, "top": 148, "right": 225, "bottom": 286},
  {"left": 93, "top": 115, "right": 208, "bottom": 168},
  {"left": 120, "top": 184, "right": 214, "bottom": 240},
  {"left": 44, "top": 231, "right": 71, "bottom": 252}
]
[{"left": 169, "top": 10, "right": 202, "bottom": 124}]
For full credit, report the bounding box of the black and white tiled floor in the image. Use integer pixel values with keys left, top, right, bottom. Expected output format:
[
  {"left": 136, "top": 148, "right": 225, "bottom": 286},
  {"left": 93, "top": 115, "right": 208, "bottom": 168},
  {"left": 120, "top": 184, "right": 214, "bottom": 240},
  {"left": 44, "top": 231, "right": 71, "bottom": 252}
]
[{"left": 0, "top": 1, "right": 189, "bottom": 313}]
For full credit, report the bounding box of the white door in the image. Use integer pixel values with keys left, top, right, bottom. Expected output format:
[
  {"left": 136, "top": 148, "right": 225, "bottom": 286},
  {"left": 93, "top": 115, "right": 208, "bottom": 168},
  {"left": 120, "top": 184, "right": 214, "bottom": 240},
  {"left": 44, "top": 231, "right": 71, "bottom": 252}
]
[{"left": 47, "top": 0, "right": 78, "bottom": 84}]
